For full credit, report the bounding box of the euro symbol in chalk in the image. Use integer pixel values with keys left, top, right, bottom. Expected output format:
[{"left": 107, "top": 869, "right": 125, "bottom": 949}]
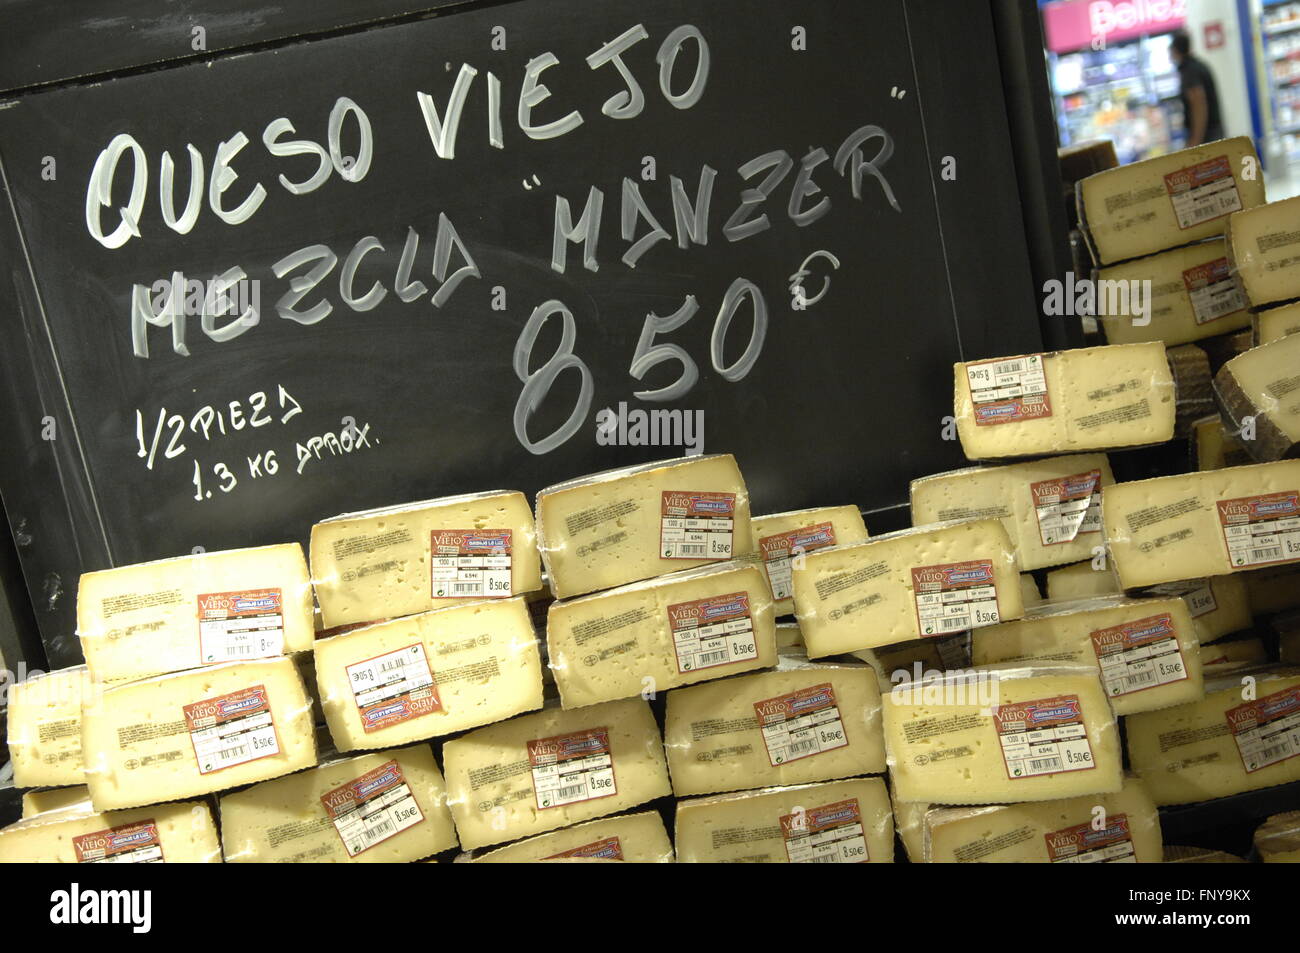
[{"left": 787, "top": 250, "right": 841, "bottom": 310}]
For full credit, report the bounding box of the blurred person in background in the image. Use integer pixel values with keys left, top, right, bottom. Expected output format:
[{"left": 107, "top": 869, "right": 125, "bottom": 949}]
[{"left": 1170, "top": 30, "right": 1223, "bottom": 147}]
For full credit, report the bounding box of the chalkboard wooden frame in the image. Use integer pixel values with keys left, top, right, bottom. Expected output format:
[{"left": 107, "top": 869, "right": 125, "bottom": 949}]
[{"left": 0, "top": 0, "right": 1070, "bottom": 667}]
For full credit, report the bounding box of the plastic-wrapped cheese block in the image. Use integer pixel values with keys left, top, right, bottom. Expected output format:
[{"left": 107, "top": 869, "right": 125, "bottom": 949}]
[
  {"left": 1142, "top": 575, "right": 1251, "bottom": 643},
  {"left": 792, "top": 519, "right": 1021, "bottom": 657},
  {"left": 0, "top": 800, "right": 221, "bottom": 863},
  {"left": 910, "top": 454, "right": 1114, "bottom": 571},
  {"left": 674, "top": 777, "right": 894, "bottom": 863},
  {"left": 82, "top": 656, "right": 317, "bottom": 810},
  {"left": 1215, "top": 333, "right": 1300, "bottom": 461},
  {"left": 953, "top": 344, "right": 1176, "bottom": 460},
  {"left": 77, "top": 544, "right": 313, "bottom": 683},
  {"left": 535, "top": 454, "right": 754, "bottom": 599},
  {"left": 1225, "top": 194, "right": 1300, "bottom": 307},
  {"left": 548, "top": 562, "right": 775, "bottom": 709},
  {"left": 775, "top": 621, "right": 805, "bottom": 654},
  {"left": 441, "top": 699, "right": 670, "bottom": 849},
  {"left": 1077, "top": 137, "right": 1264, "bottom": 265},
  {"left": 971, "top": 595, "right": 1203, "bottom": 715},
  {"left": 1101, "top": 461, "right": 1300, "bottom": 588},
  {"left": 1095, "top": 240, "right": 1250, "bottom": 346},
  {"left": 1045, "top": 560, "right": 1118, "bottom": 602},
  {"left": 312, "top": 597, "right": 542, "bottom": 750},
  {"left": 21, "top": 786, "right": 92, "bottom": 819},
  {"left": 1255, "top": 811, "right": 1300, "bottom": 862},
  {"left": 6, "top": 666, "right": 95, "bottom": 788},
  {"left": 749, "top": 505, "right": 868, "bottom": 614},
  {"left": 1245, "top": 563, "right": 1300, "bottom": 614},
  {"left": 1126, "top": 667, "right": 1300, "bottom": 805},
  {"left": 923, "top": 776, "right": 1162, "bottom": 863},
  {"left": 893, "top": 795, "right": 929, "bottom": 862},
  {"left": 460, "top": 810, "right": 673, "bottom": 863},
  {"left": 663, "top": 657, "right": 886, "bottom": 796},
  {"left": 852, "top": 634, "right": 970, "bottom": 688},
  {"left": 1255, "top": 301, "right": 1300, "bottom": 345},
  {"left": 219, "top": 744, "right": 456, "bottom": 863},
  {"left": 884, "top": 665, "right": 1122, "bottom": 804},
  {"left": 1192, "top": 414, "right": 1251, "bottom": 470},
  {"left": 310, "top": 491, "right": 542, "bottom": 627},
  {"left": 1164, "top": 845, "right": 1247, "bottom": 863},
  {"left": 1199, "top": 637, "right": 1267, "bottom": 669}
]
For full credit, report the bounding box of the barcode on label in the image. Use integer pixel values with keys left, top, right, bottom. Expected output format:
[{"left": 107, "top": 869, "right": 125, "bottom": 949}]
[
  {"left": 219, "top": 745, "right": 248, "bottom": 762},
  {"left": 1252, "top": 547, "right": 1282, "bottom": 562},
  {"left": 789, "top": 739, "right": 819, "bottom": 755},
  {"left": 452, "top": 583, "right": 477, "bottom": 593},
  {"left": 810, "top": 854, "right": 838, "bottom": 863},
  {"left": 556, "top": 784, "right": 585, "bottom": 801},
  {"left": 1125, "top": 671, "right": 1157, "bottom": 688},
  {"left": 1030, "top": 757, "right": 1062, "bottom": 772},
  {"left": 699, "top": 650, "right": 729, "bottom": 665},
  {"left": 994, "top": 360, "right": 1022, "bottom": 374},
  {"left": 1191, "top": 205, "right": 1218, "bottom": 221},
  {"left": 679, "top": 544, "right": 706, "bottom": 556},
  {"left": 940, "top": 618, "right": 968, "bottom": 631},
  {"left": 1261, "top": 743, "right": 1292, "bottom": 762}
]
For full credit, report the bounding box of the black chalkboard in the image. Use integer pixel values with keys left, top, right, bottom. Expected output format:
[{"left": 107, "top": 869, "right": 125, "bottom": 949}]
[{"left": 0, "top": 0, "right": 1063, "bottom": 665}]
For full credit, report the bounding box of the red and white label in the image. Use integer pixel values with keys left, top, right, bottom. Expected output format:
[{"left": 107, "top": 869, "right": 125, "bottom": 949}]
[
  {"left": 780, "top": 799, "right": 869, "bottom": 864},
  {"left": 966, "top": 354, "right": 1052, "bottom": 427},
  {"left": 660, "top": 491, "right": 736, "bottom": 560},
  {"left": 544, "top": 837, "right": 624, "bottom": 860},
  {"left": 527, "top": 728, "right": 616, "bottom": 810},
  {"left": 753, "top": 682, "right": 848, "bottom": 767},
  {"left": 1044, "top": 815, "right": 1136, "bottom": 864},
  {"left": 320, "top": 759, "right": 424, "bottom": 857},
  {"left": 1216, "top": 491, "right": 1300, "bottom": 569},
  {"left": 994, "top": 694, "right": 1096, "bottom": 780},
  {"left": 72, "top": 821, "right": 164, "bottom": 864},
  {"left": 759, "top": 522, "right": 837, "bottom": 601},
  {"left": 1182, "top": 258, "right": 1246, "bottom": 325},
  {"left": 1225, "top": 686, "right": 1300, "bottom": 773},
  {"left": 1090, "top": 613, "right": 1188, "bottom": 698},
  {"left": 196, "top": 588, "right": 284, "bottom": 665},
  {"left": 667, "top": 591, "right": 758, "bottom": 674},
  {"left": 346, "top": 643, "right": 442, "bottom": 733},
  {"left": 1030, "top": 469, "right": 1102, "bottom": 546},
  {"left": 1164, "top": 156, "right": 1242, "bottom": 230},
  {"left": 912, "top": 560, "right": 1000, "bottom": 637},
  {"left": 183, "top": 685, "right": 280, "bottom": 775},
  {"left": 431, "top": 529, "right": 512, "bottom": 599}
]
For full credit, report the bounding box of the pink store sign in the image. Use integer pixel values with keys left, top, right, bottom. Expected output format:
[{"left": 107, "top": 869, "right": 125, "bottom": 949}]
[{"left": 1042, "top": 0, "right": 1187, "bottom": 53}]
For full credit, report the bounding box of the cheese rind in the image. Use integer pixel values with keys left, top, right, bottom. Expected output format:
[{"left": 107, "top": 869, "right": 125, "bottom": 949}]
[
  {"left": 792, "top": 519, "right": 1022, "bottom": 657},
  {"left": 0, "top": 800, "right": 221, "bottom": 863},
  {"left": 81, "top": 656, "right": 317, "bottom": 811},
  {"left": 675, "top": 777, "right": 894, "bottom": 863},
  {"left": 954, "top": 344, "right": 1176, "bottom": 459},
  {"left": 1078, "top": 137, "right": 1265, "bottom": 265},
  {"left": 1200, "top": 637, "right": 1267, "bottom": 669},
  {"left": 663, "top": 660, "right": 886, "bottom": 796},
  {"left": 7, "top": 666, "right": 95, "bottom": 788},
  {"left": 1255, "top": 811, "right": 1300, "bottom": 862},
  {"left": 1101, "top": 461, "right": 1300, "bottom": 588},
  {"left": 922, "top": 777, "right": 1162, "bottom": 863},
  {"left": 1245, "top": 563, "right": 1300, "bottom": 614},
  {"left": 77, "top": 544, "right": 314, "bottom": 682},
  {"left": 971, "top": 596, "right": 1203, "bottom": 715},
  {"left": 1096, "top": 240, "right": 1250, "bottom": 346},
  {"left": 749, "top": 505, "right": 869, "bottom": 614},
  {"left": 310, "top": 491, "right": 542, "bottom": 627},
  {"left": 884, "top": 666, "right": 1123, "bottom": 804},
  {"left": 313, "top": 597, "right": 543, "bottom": 750},
  {"left": 1255, "top": 301, "right": 1300, "bottom": 345},
  {"left": 1126, "top": 669, "right": 1300, "bottom": 805},
  {"left": 1142, "top": 575, "right": 1252, "bottom": 643},
  {"left": 21, "top": 786, "right": 92, "bottom": 819},
  {"left": 1215, "top": 332, "right": 1300, "bottom": 461},
  {"left": 910, "top": 454, "right": 1114, "bottom": 571},
  {"left": 535, "top": 454, "right": 754, "bottom": 599},
  {"left": 463, "top": 810, "right": 673, "bottom": 862},
  {"left": 547, "top": 562, "right": 776, "bottom": 709},
  {"left": 1164, "top": 846, "right": 1247, "bottom": 863},
  {"left": 219, "top": 744, "right": 457, "bottom": 862},
  {"left": 1225, "top": 195, "right": 1300, "bottom": 307},
  {"left": 441, "top": 699, "right": 671, "bottom": 849}
]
